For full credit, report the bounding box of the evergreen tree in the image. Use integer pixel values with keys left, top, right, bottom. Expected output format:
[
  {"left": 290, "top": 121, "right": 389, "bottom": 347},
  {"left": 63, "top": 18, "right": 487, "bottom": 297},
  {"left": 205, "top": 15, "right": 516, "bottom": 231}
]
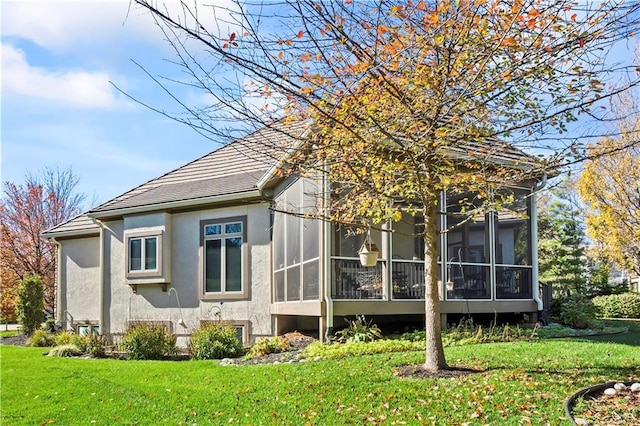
[{"left": 538, "top": 186, "right": 588, "bottom": 297}]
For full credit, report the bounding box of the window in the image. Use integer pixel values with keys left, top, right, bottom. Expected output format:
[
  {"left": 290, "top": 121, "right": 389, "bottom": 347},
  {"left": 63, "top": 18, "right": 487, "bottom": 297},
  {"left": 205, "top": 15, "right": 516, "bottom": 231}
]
[
  {"left": 77, "top": 324, "right": 100, "bottom": 336},
  {"left": 125, "top": 230, "right": 163, "bottom": 279},
  {"left": 129, "top": 236, "right": 158, "bottom": 272},
  {"left": 201, "top": 217, "right": 247, "bottom": 298}
]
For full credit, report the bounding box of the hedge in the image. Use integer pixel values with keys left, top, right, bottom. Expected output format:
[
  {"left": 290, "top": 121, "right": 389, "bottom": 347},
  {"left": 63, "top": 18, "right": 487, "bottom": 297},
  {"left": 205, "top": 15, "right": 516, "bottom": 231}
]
[{"left": 592, "top": 293, "right": 640, "bottom": 319}]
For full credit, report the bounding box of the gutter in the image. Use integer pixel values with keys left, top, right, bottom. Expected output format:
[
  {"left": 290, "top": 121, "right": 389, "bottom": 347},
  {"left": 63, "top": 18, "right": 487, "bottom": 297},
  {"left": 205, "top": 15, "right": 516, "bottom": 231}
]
[
  {"left": 87, "top": 190, "right": 262, "bottom": 220},
  {"left": 41, "top": 229, "right": 100, "bottom": 240}
]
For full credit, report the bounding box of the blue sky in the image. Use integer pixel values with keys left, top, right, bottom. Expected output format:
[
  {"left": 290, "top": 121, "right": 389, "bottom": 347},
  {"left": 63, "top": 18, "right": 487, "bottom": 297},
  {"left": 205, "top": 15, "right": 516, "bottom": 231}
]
[
  {"left": 2, "top": 1, "right": 636, "bottom": 209},
  {"left": 1, "top": 0, "right": 238, "bottom": 208}
]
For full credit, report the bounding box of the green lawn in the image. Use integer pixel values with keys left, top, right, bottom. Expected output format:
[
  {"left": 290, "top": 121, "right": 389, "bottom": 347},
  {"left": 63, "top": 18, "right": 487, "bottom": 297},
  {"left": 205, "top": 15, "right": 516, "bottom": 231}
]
[{"left": 1, "top": 321, "right": 638, "bottom": 425}]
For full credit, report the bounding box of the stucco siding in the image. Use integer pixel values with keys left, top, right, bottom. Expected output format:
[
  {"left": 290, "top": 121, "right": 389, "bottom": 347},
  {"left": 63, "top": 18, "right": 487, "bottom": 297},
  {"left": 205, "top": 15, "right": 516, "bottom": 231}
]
[
  {"left": 97, "top": 203, "right": 272, "bottom": 345},
  {"left": 59, "top": 237, "right": 101, "bottom": 328},
  {"left": 171, "top": 203, "right": 273, "bottom": 341}
]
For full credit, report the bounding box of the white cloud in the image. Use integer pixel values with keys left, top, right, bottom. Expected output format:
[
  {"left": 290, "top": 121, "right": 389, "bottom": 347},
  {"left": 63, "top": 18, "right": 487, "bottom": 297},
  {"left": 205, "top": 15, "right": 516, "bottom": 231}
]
[
  {"left": 1, "top": 0, "right": 243, "bottom": 51},
  {"left": 1, "top": 1, "right": 137, "bottom": 50},
  {"left": 1, "top": 43, "right": 119, "bottom": 108}
]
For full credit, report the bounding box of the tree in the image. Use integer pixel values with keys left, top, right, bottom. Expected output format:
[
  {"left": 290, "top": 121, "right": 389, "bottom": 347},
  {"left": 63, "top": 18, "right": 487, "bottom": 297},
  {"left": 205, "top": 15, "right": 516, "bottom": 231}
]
[
  {"left": 577, "top": 109, "right": 640, "bottom": 277},
  {"left": 133, "top": 0, "right": 640, "bottom": 371},
  {"left": 538, "top": 182, "right": 588, "bottom": 297},
  {"left": 16, "top": 275, "right": 44, "bottom": 335},
  {"left": 0, "top": 167, "right": 86, "bottom": 318},
  {"left": 0, "top": 267, "right": 20, "bottom": 324}
]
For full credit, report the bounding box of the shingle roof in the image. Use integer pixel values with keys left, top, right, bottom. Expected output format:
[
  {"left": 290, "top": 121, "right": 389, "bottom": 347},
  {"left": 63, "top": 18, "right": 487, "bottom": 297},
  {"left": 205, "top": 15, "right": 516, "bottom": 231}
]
[
  {"left": 43, "top": 121, "right": 305, "bottom": 237},
  {"left": 40, "top": 213, "right": 99, "bottom": 238},
  {"left": 89, "top": 121, "right": 303, "bottom": 215}
]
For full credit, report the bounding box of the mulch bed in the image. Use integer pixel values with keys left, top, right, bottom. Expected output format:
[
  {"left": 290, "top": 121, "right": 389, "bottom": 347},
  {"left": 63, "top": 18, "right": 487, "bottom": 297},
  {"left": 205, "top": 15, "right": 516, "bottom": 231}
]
[
  {"left": 0, "top": 334, "right": 28, "bottom": 346},
  {"left": 570, "top": 383, "right": 640, "bottom": 425},
  {"left": 394, "top": 364, "right": 483, "bottom": 379}
]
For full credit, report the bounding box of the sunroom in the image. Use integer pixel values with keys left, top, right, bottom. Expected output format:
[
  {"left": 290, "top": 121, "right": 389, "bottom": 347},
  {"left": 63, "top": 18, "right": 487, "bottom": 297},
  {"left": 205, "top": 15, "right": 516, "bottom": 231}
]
[{"left": 270, "top": 177, "right": 541, "bottom": 328}]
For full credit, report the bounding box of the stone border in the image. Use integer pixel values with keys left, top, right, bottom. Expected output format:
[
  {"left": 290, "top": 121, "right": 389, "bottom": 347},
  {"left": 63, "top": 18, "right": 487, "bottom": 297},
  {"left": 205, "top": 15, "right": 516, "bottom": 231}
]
[{"left": 564, "top": 381, "right": 634, "bottom": 425}]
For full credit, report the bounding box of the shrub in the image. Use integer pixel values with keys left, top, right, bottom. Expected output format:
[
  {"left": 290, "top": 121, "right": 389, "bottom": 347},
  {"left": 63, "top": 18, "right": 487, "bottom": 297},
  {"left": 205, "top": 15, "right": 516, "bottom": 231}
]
[
  {"left": 302, "top": 339, "right": 421, "bottom": 360},
  {"left": 400, "top": 329, "right": 426, "bottom": 342},
  {"left": 16, "top": 275, "right": 44, "bottom": 335},
  {"left": 27, "top": 329, "right": 55, "bottom": 347},
  {"left": 244, "top": 336, "right": 290, "bottom": 360},
  {"left": 189, "top": 323, "right": 244, "bottom": 360},
  {"left": 70, "top": 334, "right": 89, "bottom": 352},
  {"left": 592, "top": 293, "right": 640, "bottom": 319},
  {"left": 119, "top": 324, "right": 177, "bottom": 360},
  {"left": 54, "top": 331, "right": 74, "bottom": 346},
  {"left": 332, "top": 315, "right": 382, "bottom": 343},
  {"left": 559, "top": 295, "right": 597, "bottom": 329},
  {"left": 47, "top": 344, "right": 83, "bottom": 357},
  {"left": 85, "top": 334, "right": 107, "bottom": 357}
]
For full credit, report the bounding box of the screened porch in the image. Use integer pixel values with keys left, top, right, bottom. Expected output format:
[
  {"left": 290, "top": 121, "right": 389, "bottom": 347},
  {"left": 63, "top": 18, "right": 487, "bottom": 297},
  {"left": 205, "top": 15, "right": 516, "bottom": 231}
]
[{"left": 330, "top": 188, "right": 534, "bottom": 302}]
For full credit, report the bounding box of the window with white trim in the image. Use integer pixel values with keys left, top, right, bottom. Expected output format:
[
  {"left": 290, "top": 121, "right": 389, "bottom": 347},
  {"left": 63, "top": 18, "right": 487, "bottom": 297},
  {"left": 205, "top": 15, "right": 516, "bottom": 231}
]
[
  {"left": 203, "top": 218, "right": 246, "bottom": 294},
  {"left": 129, "top": 236, "right": 158, "bottom": 272},
  {"left": 125, "top": 230, "right": 163, "bottom": 279}
]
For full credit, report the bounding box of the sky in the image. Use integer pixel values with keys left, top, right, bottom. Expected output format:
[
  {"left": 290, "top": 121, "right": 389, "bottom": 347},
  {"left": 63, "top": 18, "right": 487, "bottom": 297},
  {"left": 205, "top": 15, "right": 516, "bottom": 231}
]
[
  {"left": 1, "top": 0, "right": 236, "bottom": 208},
  {"left": 1, "top": 1, "right": 637, "bottom": 210}
]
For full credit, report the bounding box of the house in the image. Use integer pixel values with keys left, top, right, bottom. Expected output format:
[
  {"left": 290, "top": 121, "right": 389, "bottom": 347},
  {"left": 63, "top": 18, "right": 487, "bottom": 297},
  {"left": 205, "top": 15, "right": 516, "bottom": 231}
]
[{"left": 43, "top": 121, "right": 545, "bottom": 346}]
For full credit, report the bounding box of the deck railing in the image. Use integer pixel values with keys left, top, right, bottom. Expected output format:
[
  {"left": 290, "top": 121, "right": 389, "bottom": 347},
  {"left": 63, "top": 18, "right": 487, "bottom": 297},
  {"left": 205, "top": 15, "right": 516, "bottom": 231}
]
[
  {"left": 495, "top": 266, "right": 533, "bottom": 299},
  {"left": 331, "top": 257, "right": 533, "bottom": 300},
  {"left": 331, "top": 257, "right": 383, "bottom": 299},
  {"left": 390, "top": 260, "right": 426, "bottom": 299}
]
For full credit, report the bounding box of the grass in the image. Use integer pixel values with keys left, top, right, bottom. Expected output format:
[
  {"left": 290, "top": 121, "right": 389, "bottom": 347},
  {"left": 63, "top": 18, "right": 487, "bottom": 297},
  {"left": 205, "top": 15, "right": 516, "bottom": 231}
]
[
  {"left": 0, "top": 330, "right": 20, "bottom": 338},
  {"left": 1, "top": 320, "right": 638, "bottom": 425}
]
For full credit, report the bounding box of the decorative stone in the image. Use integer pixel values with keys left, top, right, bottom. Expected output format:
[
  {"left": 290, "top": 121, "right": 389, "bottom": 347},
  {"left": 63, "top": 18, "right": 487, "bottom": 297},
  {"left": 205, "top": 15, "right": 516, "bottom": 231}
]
[
  {"left": 313, "top": 356, "right": 322, "bottom": 362},
  {"left": 630, "top": 383, "right": 640, "bottom": 392},
  {"left": 603, "top": 388, "right": 617, "bottom": 396},
  {"left": 614, "top": 382, "right": 627, "bottom": 391}
]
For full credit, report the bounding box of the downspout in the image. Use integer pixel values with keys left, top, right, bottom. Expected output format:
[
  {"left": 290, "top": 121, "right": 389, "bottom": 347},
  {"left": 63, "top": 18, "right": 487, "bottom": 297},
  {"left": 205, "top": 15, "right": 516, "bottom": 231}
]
[
  {"left": 52, "top": 238, "right": 64, "bottom": 328},
  {"left": 323, "top": 165, "right": 333, "bottom": 341},
  {"left": 91, "top": 218, "right": 106, "bottom": 335},
  {"left": 531, "top": 174, "right": 547, "bottom": 312}
]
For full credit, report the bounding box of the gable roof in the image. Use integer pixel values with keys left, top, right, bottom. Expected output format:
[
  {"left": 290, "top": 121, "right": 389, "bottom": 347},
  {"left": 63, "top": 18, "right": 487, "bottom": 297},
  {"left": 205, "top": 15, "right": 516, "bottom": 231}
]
[
  {"left": 43, "top": 118, "right": 540, "bottom": 239},
  {"left": 43, "top": 121, "right": 305, "bottom": 238}
]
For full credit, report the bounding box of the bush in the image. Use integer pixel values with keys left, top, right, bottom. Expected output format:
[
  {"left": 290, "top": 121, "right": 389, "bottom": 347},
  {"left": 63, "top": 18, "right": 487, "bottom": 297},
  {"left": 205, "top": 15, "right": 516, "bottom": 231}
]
[
  {"left": 47, "top": 344, "right": 83, "bottom": 357},
  {"left": 27, "top": 329, "right": 55, "bottom": 347},
  {"left": 559, "top": 295, "right": 597, "bottom": 329},
  {"left": 16, "top": 275, "right": 44, "bottom": 335},
  {"left": 85, "top": 334, "right": 107, "bottom": 357},
  {"left": 189, "top": 323, "right": 244, "bottom": 360},
  {"left": 332, "top": 315, "right": 383, "bottom": 343},
  {"left": 302, "top": 339, "right": 422, "bottom": 360},
  {"left": 54, "top": 331, "right": 74, "bottom": 346},
  {"left": 244, "top": 336, "right": 290, "bottom": 360},
  {"left": 119, "top": 324, "right": 177, "bottom": 360},
  {"left": 592, "top": 293, "right": 640, "bottom": 319}
]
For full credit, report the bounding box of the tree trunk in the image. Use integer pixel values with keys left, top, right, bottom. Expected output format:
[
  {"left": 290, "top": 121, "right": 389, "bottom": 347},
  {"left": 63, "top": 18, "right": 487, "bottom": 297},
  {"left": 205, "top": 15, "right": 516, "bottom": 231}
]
[{"left": 423, "top": 199, "right": 448, "bottom": 371}]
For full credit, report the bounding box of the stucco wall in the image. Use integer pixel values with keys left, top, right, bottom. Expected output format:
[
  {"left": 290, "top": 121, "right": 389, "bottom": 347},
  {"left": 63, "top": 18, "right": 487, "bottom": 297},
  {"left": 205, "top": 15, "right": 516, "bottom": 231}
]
[
  {"left": 59, "top": 237, "right": 101, "bottom": 329},
  {"left": 99, "top": 203, "right": 273, "bottom": 346}
]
